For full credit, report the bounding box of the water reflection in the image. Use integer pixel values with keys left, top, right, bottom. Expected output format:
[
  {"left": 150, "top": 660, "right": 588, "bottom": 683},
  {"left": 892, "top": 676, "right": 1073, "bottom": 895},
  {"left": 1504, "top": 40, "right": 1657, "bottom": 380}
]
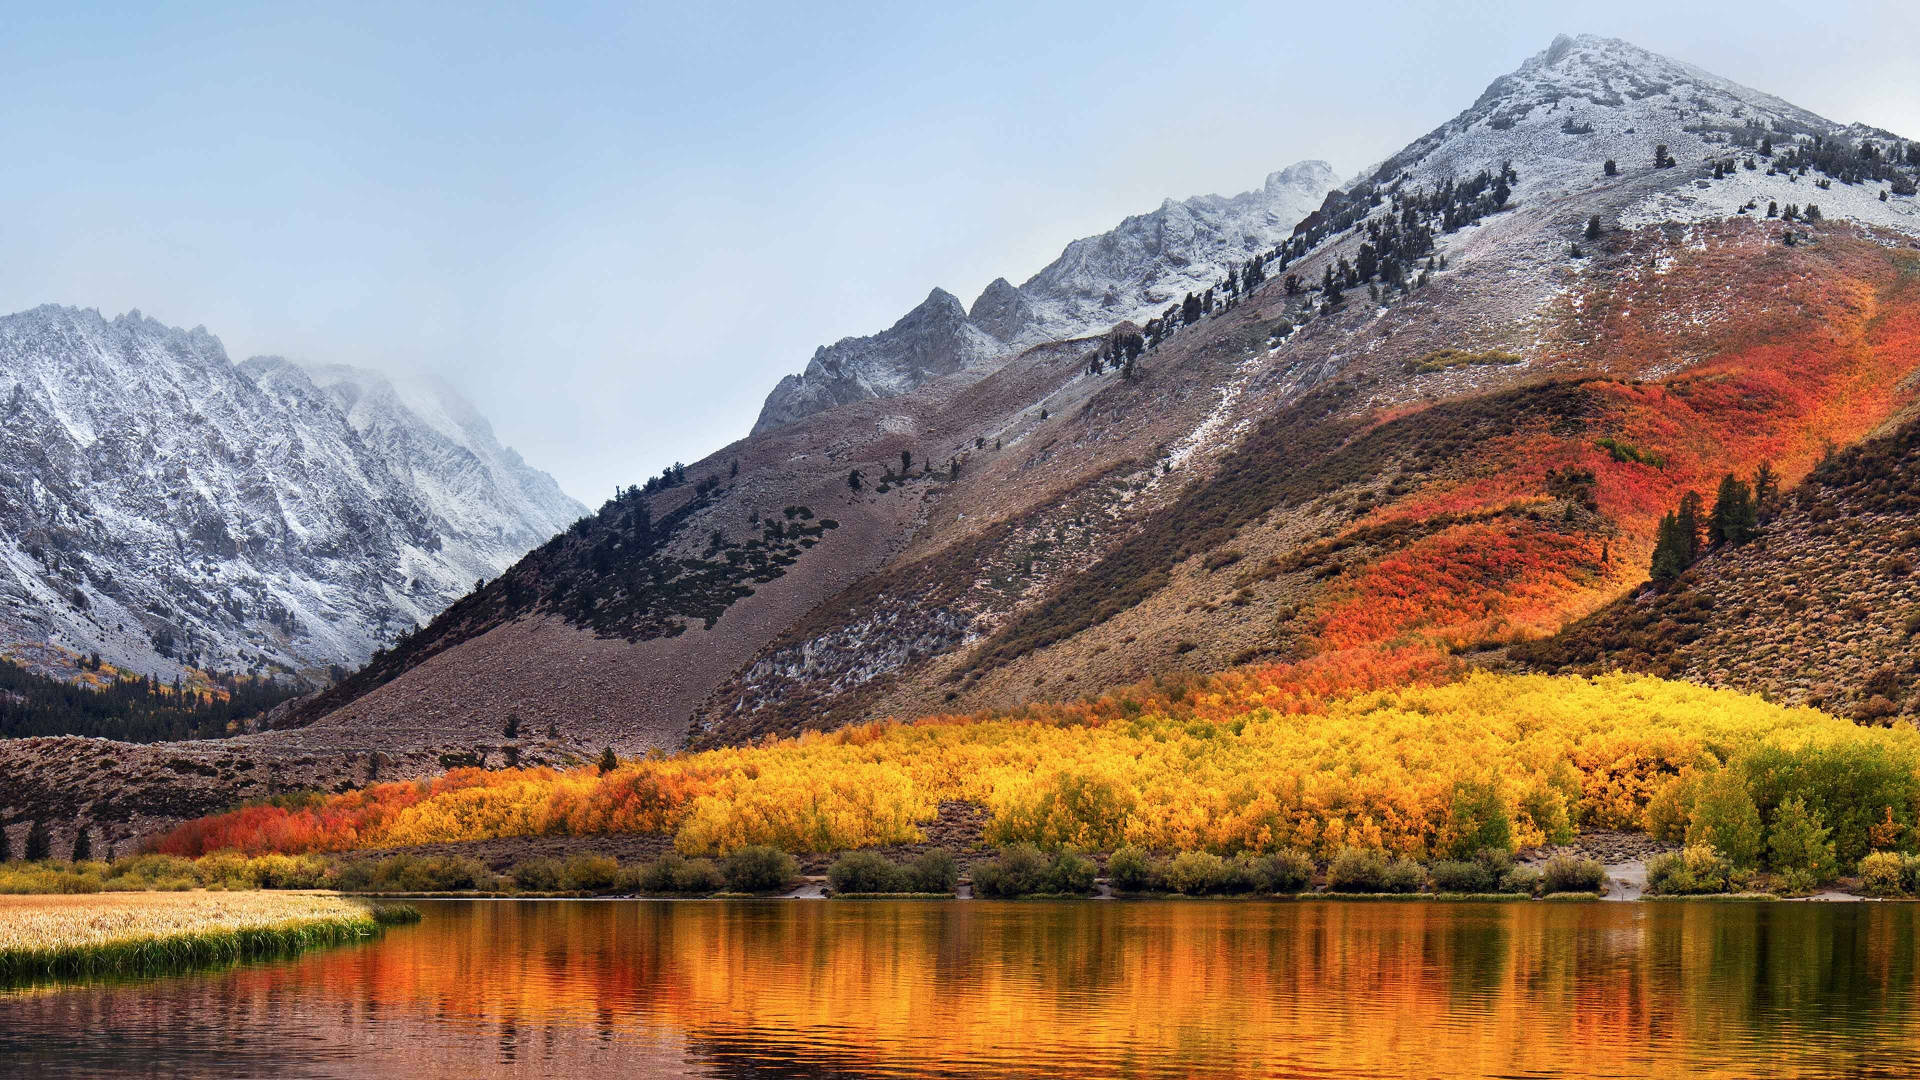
[{"left": 2, "top": 899, "right": 1918, "bottom": 1078}]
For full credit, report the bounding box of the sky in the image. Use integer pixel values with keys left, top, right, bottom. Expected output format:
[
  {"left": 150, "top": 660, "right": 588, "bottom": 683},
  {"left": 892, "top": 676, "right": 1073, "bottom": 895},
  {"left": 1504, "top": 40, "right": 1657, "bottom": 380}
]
[{"left": 3, "top": 1, "right": 1916, "bottom": 504}]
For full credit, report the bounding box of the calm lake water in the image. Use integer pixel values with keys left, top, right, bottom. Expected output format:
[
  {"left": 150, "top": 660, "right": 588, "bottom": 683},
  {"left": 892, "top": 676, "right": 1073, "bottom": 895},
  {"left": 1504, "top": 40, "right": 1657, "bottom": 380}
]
[{"left": 3, "top": 898, "right": 1919, "bottom": 1078}]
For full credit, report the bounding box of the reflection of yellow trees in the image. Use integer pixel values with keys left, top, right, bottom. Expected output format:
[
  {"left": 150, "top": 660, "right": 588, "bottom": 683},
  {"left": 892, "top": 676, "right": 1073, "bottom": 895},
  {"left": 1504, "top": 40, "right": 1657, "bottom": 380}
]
[
  {"left": 238, "top": 901, "right": 1920, "bottom": 1078},
  {"left": 160, "top": 673, "right": 1920, "bottom": 860}
]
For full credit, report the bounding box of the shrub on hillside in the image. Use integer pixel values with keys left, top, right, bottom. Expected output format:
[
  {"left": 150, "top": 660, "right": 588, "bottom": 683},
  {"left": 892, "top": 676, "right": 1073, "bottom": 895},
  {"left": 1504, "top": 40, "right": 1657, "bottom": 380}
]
[
  {"left": 562, "top": 854, "right": 622, "bottom": 893},
  {"left": 972, "top": 844, "right": 1097, "bottom": 898},
  {"left": 1326, "top": 848, "right": 1423, "bottom": 893},
  {"left": 1645, "top": 845, "right": 1732, "bottom": 895},
  {"left": 1163, "top": 851, "right": 1232, "bottom": 895},
  {"left": 1540, "top": 855, "right": 1606, "bottom": 894},
  {"left": 906, "top": 848, "right": 959, "bottom": 894},
  {"left": 1428, "top": 860, "right": 1495, "bottom": 893},
  {"left": 827, "top": 851, "right": 907, "bottom": 895},
  {"left": 1857, "top": 851, "right": 1912, "bottom": 896},
  {"left": 723, "top": 845, "right": 798, "bottom": 894},
  {"left": 1106, "top": 846, "right": 1160, "bottom": 892},
  {"left": 1766, "top": 796, "right": 1836, "bottom": 892},
  {"left": 638, "top": 854, "right": 724, "bottom": 895},
  {"left": 509, "top": 857, "right": 564, "bottom": 892},
  {"left": 195, "top": 851, "right": 263, "bottom": 890},
  {"left": 1686, "top": 769, "right": 1763, "bottom": 868},
  {"left": 1260, "top": 849, "right": 1315, "bottom": 893}
]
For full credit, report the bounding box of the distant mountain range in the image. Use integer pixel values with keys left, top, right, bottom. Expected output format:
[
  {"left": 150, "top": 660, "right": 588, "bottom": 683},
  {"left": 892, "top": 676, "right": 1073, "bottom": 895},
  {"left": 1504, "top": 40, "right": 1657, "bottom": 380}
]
[{"left": 0, "top": 305, "right": 584, "bottom": 682}]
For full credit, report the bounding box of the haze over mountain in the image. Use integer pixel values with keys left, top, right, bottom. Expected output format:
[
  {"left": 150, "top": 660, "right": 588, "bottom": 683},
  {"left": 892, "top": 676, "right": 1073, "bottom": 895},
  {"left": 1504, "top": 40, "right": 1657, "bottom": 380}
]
[
  {"left": 0, "top": 305, "right": 584, "bottom": 683},
  {"left": 3, "top": 34, "right": 1919, "bottom": 851}
]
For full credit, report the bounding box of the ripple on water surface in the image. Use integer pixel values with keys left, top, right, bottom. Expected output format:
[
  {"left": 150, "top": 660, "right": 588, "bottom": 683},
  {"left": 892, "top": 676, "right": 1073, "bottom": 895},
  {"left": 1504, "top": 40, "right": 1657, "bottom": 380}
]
[{"left": 2, "top": 898, "right": 1918, "bottom": 1079}]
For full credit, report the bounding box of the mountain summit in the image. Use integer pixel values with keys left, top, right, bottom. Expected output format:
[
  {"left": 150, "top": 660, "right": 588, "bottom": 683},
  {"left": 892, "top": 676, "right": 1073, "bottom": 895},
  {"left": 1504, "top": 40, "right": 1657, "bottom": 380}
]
[{"left": 752, "top": 159, "right": 1339, "bottom": 433}]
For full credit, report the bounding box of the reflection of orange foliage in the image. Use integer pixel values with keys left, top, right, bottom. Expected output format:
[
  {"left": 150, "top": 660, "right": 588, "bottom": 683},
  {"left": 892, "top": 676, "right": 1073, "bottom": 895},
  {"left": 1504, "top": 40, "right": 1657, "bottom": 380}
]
[
  {"left": 152, "top": 900, "right": 1920, "bottom": 1079},
  {"left": 156, "top": 672, "right": 1919, "bottom": 860}
]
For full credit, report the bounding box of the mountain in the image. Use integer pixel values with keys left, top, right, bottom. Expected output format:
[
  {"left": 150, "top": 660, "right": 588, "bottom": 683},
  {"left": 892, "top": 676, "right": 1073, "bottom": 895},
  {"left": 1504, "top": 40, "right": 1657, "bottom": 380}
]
[
  {"left": 751, "top": 160, "right": 1340, "bottom": 433},
  {"left": 5, "top": 34, "right": 1918, "bottom": 848},
  {"left": 0, "top": 305, "right": 584, "bottom": 684}
]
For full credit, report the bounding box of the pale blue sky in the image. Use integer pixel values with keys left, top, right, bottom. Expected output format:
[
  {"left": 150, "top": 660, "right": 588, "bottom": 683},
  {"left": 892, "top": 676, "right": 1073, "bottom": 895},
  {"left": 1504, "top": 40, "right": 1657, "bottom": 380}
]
[{"left": 3, "top": 1, "right": 1915, "bottom": 502}]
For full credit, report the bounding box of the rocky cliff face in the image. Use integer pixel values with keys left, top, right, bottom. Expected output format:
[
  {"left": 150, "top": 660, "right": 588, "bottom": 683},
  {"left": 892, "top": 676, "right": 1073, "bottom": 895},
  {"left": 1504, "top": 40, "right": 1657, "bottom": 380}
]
[
  {"left": 0, "top": 306, "right": 584, "bottom": 681},
  {"left": 751, "top": 160, "right": 1340, "bottom": 433}
]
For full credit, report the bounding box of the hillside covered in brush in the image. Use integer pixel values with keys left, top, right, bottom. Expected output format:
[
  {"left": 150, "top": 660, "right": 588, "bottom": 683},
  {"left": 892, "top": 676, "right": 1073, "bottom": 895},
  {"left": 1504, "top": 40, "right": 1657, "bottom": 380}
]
[{"left": 4, "top": 34, "right": 1919, "bottom": 850}]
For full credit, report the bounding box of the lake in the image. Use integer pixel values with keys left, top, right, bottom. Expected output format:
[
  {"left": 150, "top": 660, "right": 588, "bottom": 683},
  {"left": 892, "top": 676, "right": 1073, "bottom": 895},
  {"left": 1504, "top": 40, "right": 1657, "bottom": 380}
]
[{"left": 3, "top": 898, "right": 1918, "bottom": 1078}]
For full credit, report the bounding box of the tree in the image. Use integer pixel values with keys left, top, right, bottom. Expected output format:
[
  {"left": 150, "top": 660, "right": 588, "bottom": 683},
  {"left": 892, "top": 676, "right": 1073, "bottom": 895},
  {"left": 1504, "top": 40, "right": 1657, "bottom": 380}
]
[
  {"left": 1709, "top": 474, "right": 1757, "bottom": 547},
  {"left": 900, "top": 450, "right": 912, "bottom": 476},
  {"left": 1585, "top": 215, "right": 1602, "bottom": 241},
  {"left": 729, "top": 459, "right": 739, "bottom": 479},
  {"left": 1752, "top": 461, "right": 1780, "bottom": 520},
  {"left": 504, "top": 713, "right": 521, "bottom": 739},
  {"left": 71, "top": 824, "right": 92, "bottom": 862},
  {"left": 1687, "top": 769, "right": 1763, "bottom": 868},
  {"left": 1650, "top": 511, "right": 1689, "bottom": 583},
  {"left": 1654, "top": 144, "right": 1676, "bottom": 169},
  {"left": 0, "top": 823, "right": 10, "bottom": 863},
  {"left": 24, "top": 819, "right": 50, "bottom": 862},
  {"left": 1676, "top": 491, "right": 1703, "bottom": 559},
  {"left": 847, "top": 469, "right": 863, "bottom": 492},
  {"left": 1768, "top": 794, "right": 1836, "bottom": 888},
  {"left": 598, "top": 747, "right": 619, "bottom": 775},
  {"left": 1603, "top": 158, "right": 1618, "bottom": 176}
]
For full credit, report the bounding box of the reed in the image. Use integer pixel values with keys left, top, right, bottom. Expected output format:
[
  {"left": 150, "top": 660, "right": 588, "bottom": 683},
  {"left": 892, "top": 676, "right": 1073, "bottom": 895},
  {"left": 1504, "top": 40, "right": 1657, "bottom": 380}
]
[{"left": 0, "top": 893, "right": 418, "bottom": 982}]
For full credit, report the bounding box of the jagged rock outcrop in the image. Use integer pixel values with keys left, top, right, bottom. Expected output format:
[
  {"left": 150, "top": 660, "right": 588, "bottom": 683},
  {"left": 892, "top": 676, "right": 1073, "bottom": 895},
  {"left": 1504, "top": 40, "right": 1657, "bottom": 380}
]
[
  {"left": 0, "top": 305, "right": 584, "bottom": 681},
  {"left": 752, "top": 159, "right": 1340, "bottom": 432}
]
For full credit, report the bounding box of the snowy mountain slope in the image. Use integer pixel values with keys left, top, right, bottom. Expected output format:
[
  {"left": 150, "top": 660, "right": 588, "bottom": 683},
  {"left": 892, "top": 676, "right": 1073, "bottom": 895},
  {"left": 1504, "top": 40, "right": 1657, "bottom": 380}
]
[
  {"left": 751, "top": 160, "right": 1339, "bottom": 433},
  {"left": 0, "top": 306, "right": 584, "bottom": 682}
]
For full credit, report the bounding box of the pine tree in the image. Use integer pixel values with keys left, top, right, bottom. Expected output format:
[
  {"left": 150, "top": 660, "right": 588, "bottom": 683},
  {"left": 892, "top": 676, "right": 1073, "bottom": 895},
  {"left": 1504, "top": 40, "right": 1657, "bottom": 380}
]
[
  {"left": 0, "top": 823, "right": 10, "bottom": 863},
  {"left": 1709, "top": 474, "right": 1757, "bottom": 546},
  {"left": 71, "top": 824, "right": 92, "bottom": 862},
  {"left": 847, "top": 469, "right": 862, "bottom": 492},
  {"left": 1752, "top": 461, "right": 1780, "bottom": 520},
  {"left": 597, "top": 747, "right": 619, "bottom": 775},
  {"left": 900, "top": 450, "right": 912, "bottom": 476},
  {"left": 1603, "top": 158, "right": 1618, "bottom": 176},
  {"left": 1585, "top": 215, "right": 1601, "bottom": 241},
  {"left": 1650, "top": 511, "right": 1688, "bottom": 583},
  {"left": 1676, "top": 491, "right": 1704, "bottom": 562},
  {"left": 24, "top": 819, "right": 50, "bottom": 862}
]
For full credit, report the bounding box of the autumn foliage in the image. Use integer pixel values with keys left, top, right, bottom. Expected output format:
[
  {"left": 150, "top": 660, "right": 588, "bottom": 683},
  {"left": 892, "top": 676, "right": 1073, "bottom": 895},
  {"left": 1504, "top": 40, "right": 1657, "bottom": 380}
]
[{"left": 154, "top": 670, "right": 1920, "bottom": 862}]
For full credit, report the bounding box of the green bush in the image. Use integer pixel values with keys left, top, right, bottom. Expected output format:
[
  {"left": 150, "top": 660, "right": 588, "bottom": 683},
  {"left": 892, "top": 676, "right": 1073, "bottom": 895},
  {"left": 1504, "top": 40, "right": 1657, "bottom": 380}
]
[
  {"left": 1540, "top": 855, "right": 1606, "bottom": 894},
  {"left": 827, "top": 851, "right": 907, "bottom": 895},
  {"left": 101, "top": 854, "right": 198, "bottom": 892},
  {"left": 1106, "top": 846, "right": 1159, "bottom": 892},
  {"left": 1163, "top": 851, "right": 1231, "bottom": 895},
  {"left": 251, "top": 853, "right": 333, "bottom": 889},
  {"left": 972, "top": 845, "right": 1051, "bottom": 898},
  {"left": 1428, "top": 860, "right": 1495, "bottom": 893},
  {"left": 906, "top": 848, "right": 959, "bottom": 894},
  {"left": 723, "top": 845, "right": 798, "bottom": 894},
  {"left": 1260, "top": 849, "right": 1315, "bottom": 893},
  {"left": 1500, "top": 865, "right": 1543, "bottom": 896},
  {"left": 1646, "top": 845, "right": 1733, "bottom": 895},
  {"left": 1046, "top": 849, "right": 1098, "bottom": 895},
  {"left": 195, "top": 851, "right": 264, "bottom": 890},
  {"left": 562, "top": 855, "right": 622, "bottom": 893},
  {"left": 509, "top": 858, "right": 564, "bottom": 892},
  {"left": 1766, "top": 795, "right": 1836, "bottom": 892},
  {"left": 1736, "top": 741, "right": 1920, "bottom": 869},
  {"left": 1687, "top": 769, "right": 1763, "bottom": 868},
  {"left": 1443, "top": 779, "right": 1514, "bottom": 859},
  {"left": 639, "top": 854, "right": 723, "bottom": 895},
  {"left": 1326, "top": 848, "right": 1423, "bottom": 894},
  {"left": 359, "top": 854, "right": 492, "bottom": 892},
  {"left": 1857, "top": 851, "right": 1910, "bottom": 896}
]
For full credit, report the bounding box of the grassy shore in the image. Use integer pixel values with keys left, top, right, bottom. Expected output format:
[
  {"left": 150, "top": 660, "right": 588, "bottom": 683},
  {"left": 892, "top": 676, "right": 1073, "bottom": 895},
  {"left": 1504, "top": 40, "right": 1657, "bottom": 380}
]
[{"left": 0, "top": 892, "right": 418, "bottom": 982}]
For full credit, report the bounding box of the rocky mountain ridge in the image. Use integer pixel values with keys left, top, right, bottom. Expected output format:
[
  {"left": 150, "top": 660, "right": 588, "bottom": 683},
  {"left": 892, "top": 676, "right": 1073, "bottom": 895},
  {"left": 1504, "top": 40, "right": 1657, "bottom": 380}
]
[
  {"left": 0, "top": 305, "right": 584, "bottom": 683},
  {"left": 751, "top": 160, "right": 1339, "bottom": 433}
]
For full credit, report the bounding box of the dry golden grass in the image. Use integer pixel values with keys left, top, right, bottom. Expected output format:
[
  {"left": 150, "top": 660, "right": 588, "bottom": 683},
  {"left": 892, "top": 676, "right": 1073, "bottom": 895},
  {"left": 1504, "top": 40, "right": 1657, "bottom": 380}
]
[
  {"left": 0, "top": 892, "right": 372, "bottom": 953},
  {"left": 0, "top": 891, "right": 413, "bottom": 981}
]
